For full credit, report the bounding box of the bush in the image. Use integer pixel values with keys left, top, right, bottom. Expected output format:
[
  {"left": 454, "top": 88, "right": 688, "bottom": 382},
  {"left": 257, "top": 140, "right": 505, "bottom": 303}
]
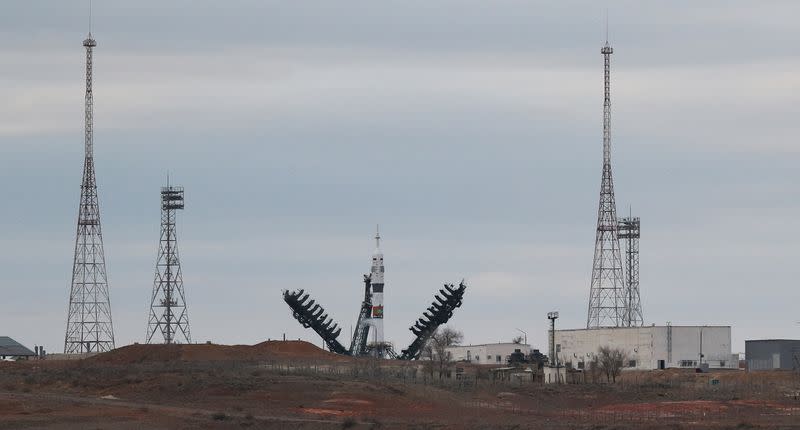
[{"left": 211, "top": 412, "right": 228, "bottom": 421}]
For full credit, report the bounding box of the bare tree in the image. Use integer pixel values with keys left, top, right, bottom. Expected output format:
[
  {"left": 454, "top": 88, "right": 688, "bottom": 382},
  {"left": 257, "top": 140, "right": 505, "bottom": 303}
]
[
  {"left": 427, "top": 327, "right": 464, "bottom": 379},
  {"left": 511, "top": 335, "right": 524, "bottom": 344},
  {"left": 597, "top": 346, "right": 627, "bottom": 383}
]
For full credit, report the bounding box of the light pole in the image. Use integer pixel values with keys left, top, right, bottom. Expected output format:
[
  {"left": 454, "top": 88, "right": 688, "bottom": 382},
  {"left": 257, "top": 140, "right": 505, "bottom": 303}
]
[
  {"left": 515, "top": 328, "right": 527, "bottom": 346},
  {"left": 547, "top": 311, "right": 559, "bottom": 368}
]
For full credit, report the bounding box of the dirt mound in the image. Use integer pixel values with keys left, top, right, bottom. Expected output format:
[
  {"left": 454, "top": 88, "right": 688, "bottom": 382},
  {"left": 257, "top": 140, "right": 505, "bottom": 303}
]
[
  {"left": 253, "top": 340, "right": 349, "bottom": 361},
  {"left": 87, "top": 340, "right": 349, "bottom": 364}
]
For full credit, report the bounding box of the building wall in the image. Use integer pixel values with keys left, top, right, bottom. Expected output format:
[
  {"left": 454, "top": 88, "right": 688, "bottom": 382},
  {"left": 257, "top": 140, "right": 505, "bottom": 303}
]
[
  {"left": 446, "top": 343, "right": 530, "bottom": 365},
  {"left": 553, "top": 326, "right": 734, "bottom": 370},
  {"left": 745, "top": 340, "right": 800, "bottom": 370}
]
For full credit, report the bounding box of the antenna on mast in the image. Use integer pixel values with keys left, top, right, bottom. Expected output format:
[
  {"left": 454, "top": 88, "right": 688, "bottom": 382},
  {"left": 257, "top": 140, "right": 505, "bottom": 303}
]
[
  {"left": 604, "top": 9, "right": 609, "bottom": 43},
  {"left": 88, "top": 0, "right": 92, "bottom": 35}
]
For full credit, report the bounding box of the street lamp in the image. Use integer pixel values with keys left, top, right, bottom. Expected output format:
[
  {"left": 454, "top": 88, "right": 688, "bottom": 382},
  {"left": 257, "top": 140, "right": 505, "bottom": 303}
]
[
  {"left": 515, "top": 328, "right": 527, "bottom": 346},
  {"left": 547, "top": 311, "right": 559, "bottom": 368}
]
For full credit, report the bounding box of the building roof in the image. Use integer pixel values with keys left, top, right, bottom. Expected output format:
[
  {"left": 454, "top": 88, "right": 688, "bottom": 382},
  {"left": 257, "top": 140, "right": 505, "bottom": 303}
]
[
  {"left": 555, "top": 325, "right": 731, "bottom": 333},
  {"left": 0, "top": 337, "right": 36, "bottom": 356},
  {"left": 745, "top": 339, "right": 800, "bottom": 343},
  {"left": 448, "top": 343, "right": 530, "bottom": 348}
]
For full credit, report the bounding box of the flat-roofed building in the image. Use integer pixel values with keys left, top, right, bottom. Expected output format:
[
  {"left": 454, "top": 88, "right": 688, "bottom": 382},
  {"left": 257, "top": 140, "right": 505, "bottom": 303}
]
[
  {"left": 553, "top": 325, "right": 736, "bottom": 370},
  {"left": 745, "top": 339, "right": 800, "bottom": 371},
  {"left": 445, "top": 342, "right": 531, "bottom": 365}
]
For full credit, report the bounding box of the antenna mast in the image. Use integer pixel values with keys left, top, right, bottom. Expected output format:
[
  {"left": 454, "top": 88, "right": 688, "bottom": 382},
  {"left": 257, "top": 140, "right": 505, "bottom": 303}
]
[
  {"left": 64, "top": 20, "right": 115, "bottom": 353},
  {"left": 586, "top": 35, "right": 627, "bottom": 329}
]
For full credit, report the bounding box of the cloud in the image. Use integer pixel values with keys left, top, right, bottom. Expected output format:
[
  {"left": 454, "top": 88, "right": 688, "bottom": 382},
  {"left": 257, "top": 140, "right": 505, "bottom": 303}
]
[{"left": 0, "top": 2, "right": 799, "bottom": 355}]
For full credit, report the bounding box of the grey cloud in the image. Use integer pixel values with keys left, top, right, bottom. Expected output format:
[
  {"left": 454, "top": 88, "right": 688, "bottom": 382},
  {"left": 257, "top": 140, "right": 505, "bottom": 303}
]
[{"left": 0, "top": 2, "right": 798, "bottom": 354}]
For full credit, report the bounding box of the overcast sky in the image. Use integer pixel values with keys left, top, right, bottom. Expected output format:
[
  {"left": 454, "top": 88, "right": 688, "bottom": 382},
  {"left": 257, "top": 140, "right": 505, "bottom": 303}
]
[{"left": 1, "top": 1, "right": 799, "bottom": 354}]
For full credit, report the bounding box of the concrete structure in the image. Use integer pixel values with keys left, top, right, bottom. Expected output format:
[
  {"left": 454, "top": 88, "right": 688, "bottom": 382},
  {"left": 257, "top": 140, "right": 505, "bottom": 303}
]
[
  {"left": 446, "top": 342, "right": 531, "bottom": 365},
  {"left": 0, "top": 337, "right": 36, "bottom": 360},
  {"left": 543, "top": 365, "right": 567, "bottom": 384},
  {"left": 553, "top": 325, "right": 736, "bottom": 370},
  {"left": 745, "top": 339, "right": 800, "bottom": 371}
]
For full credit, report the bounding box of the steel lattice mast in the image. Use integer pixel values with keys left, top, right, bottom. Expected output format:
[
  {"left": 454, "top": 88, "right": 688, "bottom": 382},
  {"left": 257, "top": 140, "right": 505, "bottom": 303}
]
[
  {"left": 146, "top": 183, "right": 191, "bottom": 344},
  {"left": 586, "top": 40, "right": 627, "bottom": 329},
  {"left": 618, "top": 215, "right": 643, "bottom": 326},
  {"left": 64, "top": 32, "right": 115, "bottom": 353}
]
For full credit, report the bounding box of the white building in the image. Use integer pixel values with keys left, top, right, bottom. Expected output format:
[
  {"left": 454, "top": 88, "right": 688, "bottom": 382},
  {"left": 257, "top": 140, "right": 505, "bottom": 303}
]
[
  {"left": 445, "top": 342, "right": 530, "bottom": 365},
  {"left": 553, "top": 325, "right": 736, "bottom": 370}
]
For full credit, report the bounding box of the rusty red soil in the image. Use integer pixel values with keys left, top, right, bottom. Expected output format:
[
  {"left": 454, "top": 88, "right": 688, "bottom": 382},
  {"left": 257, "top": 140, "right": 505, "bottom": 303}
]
[{"left": 596, "top": 399, "right": 788, "bottom": 414}]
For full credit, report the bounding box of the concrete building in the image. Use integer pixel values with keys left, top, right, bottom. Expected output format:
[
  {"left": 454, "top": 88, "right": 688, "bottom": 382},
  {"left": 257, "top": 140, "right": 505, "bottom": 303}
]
[
  {"left": 446, "top": 342, "right": 531, "bottom": 365},
  {"left": 553, "top": 325, "right": 736, "bottom": 370},
  {"left": 0, "top": 337, "right": 36, "bottom": 361},
  {"left": 745, "top": 339, "right": 800, "bottom": 371}
]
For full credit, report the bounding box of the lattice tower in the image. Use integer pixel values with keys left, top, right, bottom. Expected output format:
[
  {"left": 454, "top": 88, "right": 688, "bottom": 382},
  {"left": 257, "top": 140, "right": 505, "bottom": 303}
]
[
  {"left": 618, "top": 216, "right": 643, "bottom": 326},
  {"left": 64, "top": 33, "right": 115, "bottom": 353},
  {"left": 146, "top": 184, "right": 191, "bottom": 344},
  {"left": 586, "top": 40, "right": 627, "bottom": 329}
]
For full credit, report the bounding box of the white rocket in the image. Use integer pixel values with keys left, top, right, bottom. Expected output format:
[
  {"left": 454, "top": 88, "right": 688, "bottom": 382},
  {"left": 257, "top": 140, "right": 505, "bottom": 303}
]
[{"left": 369, "top": 225, "right": 385, "bottom": 353}]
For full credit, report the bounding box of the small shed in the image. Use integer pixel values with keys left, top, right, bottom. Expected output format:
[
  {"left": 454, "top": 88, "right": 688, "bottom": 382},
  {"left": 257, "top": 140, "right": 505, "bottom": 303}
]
[{"left": 0, "top": 337, "right": 36, "bottom": 360}]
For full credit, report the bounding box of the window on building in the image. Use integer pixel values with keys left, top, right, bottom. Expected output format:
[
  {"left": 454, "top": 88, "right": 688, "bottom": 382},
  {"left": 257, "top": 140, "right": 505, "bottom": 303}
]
[
  {"left": 496, "top": 355, "right": 501, "bottom": 363},
  {"left": 487, "top": 355, "right": 491, "bottom": 360},
  {"left": 628, "top": 360, "right": 636, "bottom": 368},
  {"left": 719, "top": 361, "right": 726, "bottom": 367},
  {"left": 577, "top": 361, "right": 585, "bottom": 369}
]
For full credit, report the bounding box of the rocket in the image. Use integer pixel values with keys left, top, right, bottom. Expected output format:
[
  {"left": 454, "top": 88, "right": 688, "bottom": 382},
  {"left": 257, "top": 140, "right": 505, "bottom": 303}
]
[{"left": 369, "top": 225, "right": 385, "bottom": 351}]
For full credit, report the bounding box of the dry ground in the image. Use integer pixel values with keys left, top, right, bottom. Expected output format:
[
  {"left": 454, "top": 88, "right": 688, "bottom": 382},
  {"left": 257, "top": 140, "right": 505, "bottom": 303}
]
[{"left": 1, "top": 341, "right": 799, "bottom": 429}]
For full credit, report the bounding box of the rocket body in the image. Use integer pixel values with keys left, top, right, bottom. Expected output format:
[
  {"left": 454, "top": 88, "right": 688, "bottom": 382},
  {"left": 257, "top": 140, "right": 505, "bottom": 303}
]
[{"left": 368, "top": 228, "right": 385, "bottom": 355}]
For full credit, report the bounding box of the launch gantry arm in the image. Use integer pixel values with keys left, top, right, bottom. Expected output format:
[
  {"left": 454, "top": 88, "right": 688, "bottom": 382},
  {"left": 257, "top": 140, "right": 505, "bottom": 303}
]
[
  {"left": 399, "top": 281, "right": 467, "bottom": 360},
  {"left": 283, "top": 289, "right": 349, "bottom": 355}
]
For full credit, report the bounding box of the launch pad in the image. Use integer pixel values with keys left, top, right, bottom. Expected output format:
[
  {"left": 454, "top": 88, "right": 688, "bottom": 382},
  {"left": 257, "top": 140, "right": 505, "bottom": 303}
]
[{"left": 282, "top": 229, "right": 467, "bottom": 360}]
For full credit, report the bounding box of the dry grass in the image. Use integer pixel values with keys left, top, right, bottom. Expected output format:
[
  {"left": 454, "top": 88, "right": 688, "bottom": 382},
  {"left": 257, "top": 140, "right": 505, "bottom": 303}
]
[{"left": 1, "top": 346, "right": 799, "bottom": 429}]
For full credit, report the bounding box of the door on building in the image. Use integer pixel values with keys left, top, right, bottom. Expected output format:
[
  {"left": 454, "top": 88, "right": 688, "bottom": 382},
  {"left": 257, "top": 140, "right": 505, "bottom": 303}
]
[{"left": 658, "top": 360, "right": 665, "bottom": 370}]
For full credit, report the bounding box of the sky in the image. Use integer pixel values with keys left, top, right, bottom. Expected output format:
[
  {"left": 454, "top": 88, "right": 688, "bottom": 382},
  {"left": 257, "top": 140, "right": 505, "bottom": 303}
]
[{"left": 1, "top": 1, "right": 799, "bottom": 355}]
